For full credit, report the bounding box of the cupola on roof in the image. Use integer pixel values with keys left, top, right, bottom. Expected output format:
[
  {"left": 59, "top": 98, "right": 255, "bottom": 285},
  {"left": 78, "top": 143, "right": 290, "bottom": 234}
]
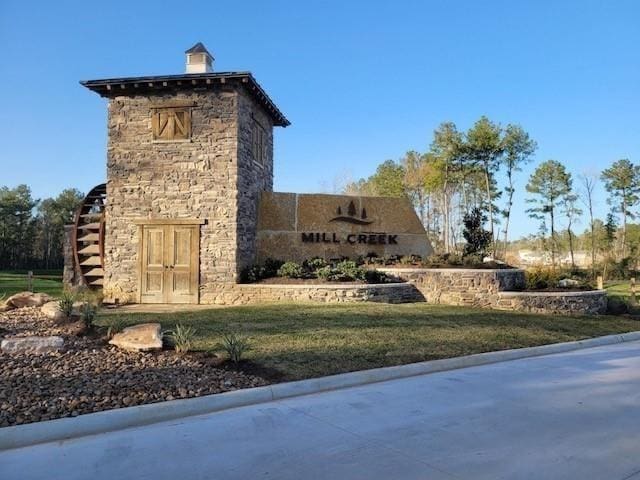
[{"left": 185, "top": 42, "right": 214, "bottom": 74}]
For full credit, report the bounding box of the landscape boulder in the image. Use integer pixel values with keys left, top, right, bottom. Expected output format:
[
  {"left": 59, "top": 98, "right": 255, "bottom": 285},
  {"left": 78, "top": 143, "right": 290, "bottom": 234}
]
[
  {"left": 41, "top": 301, "right": 84, "bottom": 322},
  {"left": 1, "top": 336, "right": 64, "bottom": 355},
  {"left": 558, "top": 278, "right": 580, "bottom": 288},
  {"left": 109, "top": 323, "right": 163, "bottom": 352},
  {"left": 3, "top": 292, "right": 54, "bottom": 311}
]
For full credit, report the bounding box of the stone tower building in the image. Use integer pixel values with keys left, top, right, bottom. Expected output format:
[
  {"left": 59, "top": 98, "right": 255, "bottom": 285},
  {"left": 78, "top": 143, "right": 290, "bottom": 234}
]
[{"left": 81, "top": 43, "right": 289, "bottom": 304}]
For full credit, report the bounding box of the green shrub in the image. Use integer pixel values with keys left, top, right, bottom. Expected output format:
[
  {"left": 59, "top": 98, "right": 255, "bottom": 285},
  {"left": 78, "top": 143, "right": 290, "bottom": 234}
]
[
  {"left": 604, "top": 257, "right": 634, "bottom": 280},
  {"left": 58, "top": 292, "right": 75, "bottom": 320},
  {"left": 462, "top": 254, "right": 483, "bottom": 267},
  {"left": 304, "top": 257, "right": 328, "bottom": 270},
  {"left": 525, "top": 268, "right": 560, "bottom": 290},
  {"left": 422, "top": 253, "right": 465, "bottom": 267},
  {"left": 263, "top": 258, "right": 284, "bottom": 277},
  {"left": 240, "top": 265, "right": 266, "bottom": 283},
  {"left": 607, "top": 297, "right": 629, "bottom": 315},
  {"left": 105, "top": 318, "right": 127, "bottom": 339},
  {"left": 167, "top": 324, "right": 197, "bottom": 353},
  {"left": 221, "top": 332, "right": 250, "bottom": 363},
  {"left": 240, "top": 258, "right": 285, "bottom": 282},
  {"left": 462, "top": 207, "right": 493, "bottom": 257},
  {"left": 315, "top": 265, "right": 336, "bottom": 281},
  {"left": 525, "top": 267, "right": 594, "bottom": 290},
  {"left": 364, "top": 269, "right": 387, "bottom": 283},
  {"left": 277, "top": 261, "right": 304, "bottom": 278},
  {"left": 80, "top": 302, "right": 98, "bottom": 328},
  {"left": 335, "top": 260, "right": 366, "bottom": 281}
]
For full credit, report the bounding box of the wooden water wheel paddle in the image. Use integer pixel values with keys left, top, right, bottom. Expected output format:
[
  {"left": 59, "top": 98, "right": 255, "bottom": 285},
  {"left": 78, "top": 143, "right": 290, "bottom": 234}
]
[{"left": 72, "top": 183, "right": 106, "bottom": 289}]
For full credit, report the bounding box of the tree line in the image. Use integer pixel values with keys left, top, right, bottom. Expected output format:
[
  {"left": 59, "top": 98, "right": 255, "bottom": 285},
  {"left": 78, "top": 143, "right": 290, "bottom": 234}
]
[
  {"left": 344, "top": 116, "right": 536, "bottom": 257},
  {"left": 344, "top": 116, "right": 637, "bottom": 274},
  {"left": 0, "top": 185, "right": 84, "bottom": 270}
]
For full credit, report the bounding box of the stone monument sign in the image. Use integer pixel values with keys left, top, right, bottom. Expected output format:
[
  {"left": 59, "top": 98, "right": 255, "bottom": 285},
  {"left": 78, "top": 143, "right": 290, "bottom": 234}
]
[{"left": 256, "top": 192, "right": 433, "bottom": 262}]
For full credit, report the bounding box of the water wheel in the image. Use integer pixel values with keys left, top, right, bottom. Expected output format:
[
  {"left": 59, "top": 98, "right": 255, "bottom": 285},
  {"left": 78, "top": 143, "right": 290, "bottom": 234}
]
[{"left": 72, "top": 184, "right": 106, "bottom": 289}]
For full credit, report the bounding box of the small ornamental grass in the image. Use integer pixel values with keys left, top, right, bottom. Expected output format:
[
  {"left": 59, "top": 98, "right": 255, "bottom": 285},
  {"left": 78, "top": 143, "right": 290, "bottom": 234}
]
[
  {"left": 221, "top": 332, "right": 250, "bottom": 363},
  {"left": 58, "top": 292, "right": 75, "bottom": 320},
  {"left": 105, "top": 317, "right": 127, "bottom": 339},
  {"left": 80, "top": 301, "right": 98, "bottom": 329},
  {"left": 166, "top": 324, "right": 198, "bottom": 353}
]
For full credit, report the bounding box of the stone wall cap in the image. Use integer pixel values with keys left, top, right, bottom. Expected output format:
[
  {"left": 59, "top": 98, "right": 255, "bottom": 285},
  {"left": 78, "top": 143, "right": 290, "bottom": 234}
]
[
  {"left": 236, "top": 282, "right": 411, "bottom": 290},
  {"left": 498, "top": 289, "right": 607, "bottom": 298},
  {"left": 378, "top": 267, "right": 525, "bottom": 274}
]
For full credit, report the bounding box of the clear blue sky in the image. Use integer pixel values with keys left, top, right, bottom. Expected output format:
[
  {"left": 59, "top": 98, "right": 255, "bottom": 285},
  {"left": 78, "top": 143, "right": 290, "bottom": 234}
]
[{"left": 1, "top": 0, "right": 638, "bottom": 239}]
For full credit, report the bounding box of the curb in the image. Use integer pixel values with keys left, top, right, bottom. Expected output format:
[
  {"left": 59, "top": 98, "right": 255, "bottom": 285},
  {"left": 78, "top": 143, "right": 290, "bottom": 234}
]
[{"left": 3, "top": 331, "right": 640, "bottom": 451}]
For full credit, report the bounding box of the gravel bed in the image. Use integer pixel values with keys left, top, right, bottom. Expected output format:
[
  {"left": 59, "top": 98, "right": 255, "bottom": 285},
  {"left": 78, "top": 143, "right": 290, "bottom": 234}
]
[{"left": 0, "top": 307, "right": 268, "bottom": 427}]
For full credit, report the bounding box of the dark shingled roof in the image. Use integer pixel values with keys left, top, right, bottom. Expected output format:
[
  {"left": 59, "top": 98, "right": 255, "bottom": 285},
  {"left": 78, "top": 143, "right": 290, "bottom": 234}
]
[
  {"left": 185, "top": 42, "right": 212, "bottom": 57},
  {"left": 80, "top": 72, "right": 289, "bottom": 127}
]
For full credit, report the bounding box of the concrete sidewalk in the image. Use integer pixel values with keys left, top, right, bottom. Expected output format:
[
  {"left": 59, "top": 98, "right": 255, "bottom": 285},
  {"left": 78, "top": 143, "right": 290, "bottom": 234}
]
[{"left": 2, "top": 341, "right": 640, "bottom": 480}]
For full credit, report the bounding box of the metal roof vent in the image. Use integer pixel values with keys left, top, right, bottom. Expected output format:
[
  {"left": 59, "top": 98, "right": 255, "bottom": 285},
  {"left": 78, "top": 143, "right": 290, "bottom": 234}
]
[{"left": 185, "top": 42, "right": 214, "bottom": 74}]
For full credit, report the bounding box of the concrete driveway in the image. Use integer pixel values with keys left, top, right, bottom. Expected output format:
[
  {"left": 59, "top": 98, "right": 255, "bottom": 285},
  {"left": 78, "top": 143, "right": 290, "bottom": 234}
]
[{"left": 2, "top": 340, "right": 640, "bottom": 480}]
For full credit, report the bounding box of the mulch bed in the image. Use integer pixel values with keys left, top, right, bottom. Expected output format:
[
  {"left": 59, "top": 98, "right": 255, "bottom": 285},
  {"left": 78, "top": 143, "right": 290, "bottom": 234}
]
[{"left": 0, "top": 307, "right": 268, "bottom": 428}]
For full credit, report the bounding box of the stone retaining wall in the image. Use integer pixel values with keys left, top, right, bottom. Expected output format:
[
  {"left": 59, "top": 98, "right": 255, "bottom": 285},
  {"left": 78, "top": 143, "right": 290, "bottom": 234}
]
[
  {"left": 379, "top": 268, "right": 526, "bottom": 308},
  {"left": 496, "top": 290, "right": 607, "bottom": 315},
  {"left": 378, "top": 268, "right": 606, "bottom": 315},
  {"left": 205, "top": 282, "right": 424, "bottom": 305}
]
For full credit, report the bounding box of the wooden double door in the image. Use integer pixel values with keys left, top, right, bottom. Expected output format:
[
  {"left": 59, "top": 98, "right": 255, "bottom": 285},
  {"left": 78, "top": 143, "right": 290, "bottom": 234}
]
[{"left": 139, "top": 223, "right": 200, "bottom": 304}]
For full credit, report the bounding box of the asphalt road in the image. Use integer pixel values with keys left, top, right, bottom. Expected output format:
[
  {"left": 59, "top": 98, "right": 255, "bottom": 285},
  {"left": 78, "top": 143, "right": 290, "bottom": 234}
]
[{"left": 2, "top": 340, "right": 640, "bottom": 479}]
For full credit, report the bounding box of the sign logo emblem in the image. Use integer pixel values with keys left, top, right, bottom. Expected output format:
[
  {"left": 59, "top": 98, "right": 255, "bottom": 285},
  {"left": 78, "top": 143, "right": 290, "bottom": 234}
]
[{"left": 329, "top": 200, "right": 373, "bottom": 225}]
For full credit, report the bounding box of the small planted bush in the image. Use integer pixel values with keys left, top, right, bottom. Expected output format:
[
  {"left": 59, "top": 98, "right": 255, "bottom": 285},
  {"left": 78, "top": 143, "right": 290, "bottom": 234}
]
[
  {"left": 242, "top": 257, "right": 388, "bottom": 284},
  {"left": 240, "top": 258, "right": 284, "bottom": 282},
  {"left": 525, "top": 267, "right": 565, "bottom": 290},
  {"left": 221, "top": 332, "right": 250, "bottom": 363},
  {"left": 58, "top": 292, "right": 75, "bottom": 320},
  {"left": 462, "top": 254, "right": 483, "bottom": 267},
  {"left": 263, "top": 258, "right": 284, "bottom": 277},
  {"left": 422, "top": 253, "right": 481, "bottom": 268},
  {"left": 334, "top": 260, "right": 366, "bottom": 281},
  {"left": 364, "top": 269, "right": 387, "bottom": 284},
  {"left": 80, "top": 301, "right": 98, "bottom": 329},
  {"left": 168, "top": 324, "right": 197, "bottom": 353},
  {"left": 105, "top": 318, "right": 127, "bottom": 339},
  {"left": 277, "top": 261, "right": 305, "bottom": 278},
  {"left": 241, "top": 265, "right": 266, "bottom": 283},
  {"left": 304, "top": 257, "right": 328, "bottom": 270},
  {"left": 315, "top": 265, "right": 335, "bottom": 281}
]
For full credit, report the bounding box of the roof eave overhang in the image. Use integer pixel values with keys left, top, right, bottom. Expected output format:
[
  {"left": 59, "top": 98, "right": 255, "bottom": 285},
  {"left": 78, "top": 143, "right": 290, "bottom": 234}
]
[{"left": 80, "top": 72, "right": 290, "bottom": 127}]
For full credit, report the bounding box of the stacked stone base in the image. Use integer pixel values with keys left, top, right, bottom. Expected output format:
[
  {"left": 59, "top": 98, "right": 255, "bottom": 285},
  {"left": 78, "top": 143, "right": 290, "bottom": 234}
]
[
  {"left": 200, "top": 282, "right": 424, "bottom": 305},
  {"left": 379, "top": 268, "right": 525, "bottom": 308},
  {"left": 378, "top": 268, "right": 607, "bottom": 315},
  {"left": 495, "top": 290, "right": 607, "bottom": 315}
]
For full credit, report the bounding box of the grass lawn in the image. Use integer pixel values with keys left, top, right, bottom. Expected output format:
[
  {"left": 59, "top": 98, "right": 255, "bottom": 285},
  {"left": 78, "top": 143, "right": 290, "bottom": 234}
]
[
  {"left": 606, "top": 281, "right": 633, "bottom": 299},
  {"left": 97, "top": 303, "right": 640, "bottom": 381},
  {"left": 0, "top": 271, "right": 63, "bottom": 298}
]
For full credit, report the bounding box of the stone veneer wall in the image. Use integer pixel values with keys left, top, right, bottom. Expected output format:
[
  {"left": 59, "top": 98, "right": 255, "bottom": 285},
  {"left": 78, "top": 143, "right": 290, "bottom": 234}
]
[
  {"left": 379, "top": 268, "right": 526, "bottom": 308},
  {"left": 378, "top": 267, "right": 606, "bottom": 315},
  {"left": 103, "top": 87, "right": 273, "bottom": 304},
  {"left": 206, "top": 282, "right": 423, "bottom": 305},
  {"left": 234, "top": 90, "right": 274, "bottom": 275},
  {"left": 496, "top": 290, "right": 607, "bottom": 315}
]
